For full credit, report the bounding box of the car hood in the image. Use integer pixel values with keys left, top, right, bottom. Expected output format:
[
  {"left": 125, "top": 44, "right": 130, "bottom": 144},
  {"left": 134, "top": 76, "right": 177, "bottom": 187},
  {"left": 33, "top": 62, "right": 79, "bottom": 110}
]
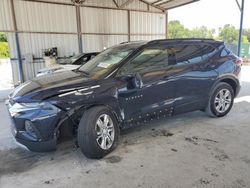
[
  {"left": 38, "top": 65, "right": 63, "bottom": 72},
  {"left": 10, "top": 70, "right": 97, "bottom": 102},
  {"left": 37, "top": 65, "right": 80, "bottom": 75}
]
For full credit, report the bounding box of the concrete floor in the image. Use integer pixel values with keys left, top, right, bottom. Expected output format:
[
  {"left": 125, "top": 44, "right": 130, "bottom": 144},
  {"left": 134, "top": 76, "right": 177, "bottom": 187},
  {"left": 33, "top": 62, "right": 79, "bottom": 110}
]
[{"left": 0, "top": 67, "right": 250, "bottom": 188}]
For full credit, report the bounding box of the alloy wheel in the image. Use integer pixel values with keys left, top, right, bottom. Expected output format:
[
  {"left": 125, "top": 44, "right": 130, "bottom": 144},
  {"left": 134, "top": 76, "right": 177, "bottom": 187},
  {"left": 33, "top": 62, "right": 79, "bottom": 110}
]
[
  {"left": 95, "top": 114, "right": 115, "bottom": 150},
  {"left": 214, "top": 88, "right": 232, "bottom": 113}
]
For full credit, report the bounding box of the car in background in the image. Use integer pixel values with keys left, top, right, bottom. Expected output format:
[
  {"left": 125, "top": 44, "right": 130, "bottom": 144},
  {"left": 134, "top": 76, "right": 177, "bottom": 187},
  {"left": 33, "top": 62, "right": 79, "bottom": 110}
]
[
  {"left": 7, "top": 39, "right": 241, "bottom": 159},
  {"left": 36, "top": 52, "right": 99, "bottom": 77}
]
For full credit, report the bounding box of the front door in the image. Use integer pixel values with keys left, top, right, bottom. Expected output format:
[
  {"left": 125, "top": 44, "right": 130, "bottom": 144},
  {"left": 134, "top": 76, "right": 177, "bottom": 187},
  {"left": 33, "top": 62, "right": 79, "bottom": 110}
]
[{"left": 116, "top": 46, "right": 175, "bottom": 125}]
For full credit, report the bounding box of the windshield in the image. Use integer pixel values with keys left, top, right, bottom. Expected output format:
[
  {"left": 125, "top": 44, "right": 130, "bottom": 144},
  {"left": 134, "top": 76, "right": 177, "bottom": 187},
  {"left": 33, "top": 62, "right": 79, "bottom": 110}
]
[
  {"left": 78, "top": 45, "right": 135, "bottom": 78},
  {"left": 61, "top": 53, "right": 84, "bottom": 64}
]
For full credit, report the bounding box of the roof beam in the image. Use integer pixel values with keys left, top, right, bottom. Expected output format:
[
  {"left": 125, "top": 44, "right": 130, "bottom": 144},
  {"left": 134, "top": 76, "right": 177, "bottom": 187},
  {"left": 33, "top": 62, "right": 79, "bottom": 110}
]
[
  {"left": 139, "top": 0, "right": 165, "bottom": 11},
  {"left": 119, "top": 0, "right": 134, "bottom": 8},
  {"left": 162, "top": 0, "right": 199, "bottom": 10},
  {"left": 112, "top": 0, "right": 119, "bottom": 8},
  {"left": 157, "top": 0, "right": 175, "bottom": 6},
  {"left": 234, "top": 0, "right": 241, "bottom": 10},
  {"left": 151, "top": 0, "right": 164, "bottom": 5}
]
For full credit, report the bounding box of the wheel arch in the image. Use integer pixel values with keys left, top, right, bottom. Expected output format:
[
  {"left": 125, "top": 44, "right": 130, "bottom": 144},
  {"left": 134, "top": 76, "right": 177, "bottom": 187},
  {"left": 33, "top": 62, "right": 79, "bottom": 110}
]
[
  {"left": 84, "top": 103, "right": 123, "bottom": 126},
  {"left": 53, "top": 96, "right": 123, "bottom": 141},
  {"left": 219, "top": 78, "right": 238, "bottom": 96},
  {"left": 210, "top": 75, "right": 239, "bottom": 97}
]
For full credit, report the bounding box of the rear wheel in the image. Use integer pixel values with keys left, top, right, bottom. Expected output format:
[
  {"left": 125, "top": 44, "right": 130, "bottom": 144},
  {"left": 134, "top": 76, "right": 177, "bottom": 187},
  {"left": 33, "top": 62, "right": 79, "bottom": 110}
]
[
  {"left": 77, "top": 106, "right": 119, "bottom": 159},
  {"left": 206, "top": 82, "right": 234, "bottom": 117}
]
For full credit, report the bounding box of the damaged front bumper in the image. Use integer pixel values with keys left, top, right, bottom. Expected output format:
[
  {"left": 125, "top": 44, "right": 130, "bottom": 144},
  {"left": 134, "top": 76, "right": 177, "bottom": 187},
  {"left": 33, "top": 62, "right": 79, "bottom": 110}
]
[{"left": 6, "top": 100, "right": 64, "bottom": 152}]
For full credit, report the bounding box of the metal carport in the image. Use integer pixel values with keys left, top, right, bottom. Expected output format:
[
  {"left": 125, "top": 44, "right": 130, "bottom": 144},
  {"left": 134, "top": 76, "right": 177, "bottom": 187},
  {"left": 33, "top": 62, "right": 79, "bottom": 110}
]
[{"left": 0, "top": 0, "right": 201, "bottom": 85}]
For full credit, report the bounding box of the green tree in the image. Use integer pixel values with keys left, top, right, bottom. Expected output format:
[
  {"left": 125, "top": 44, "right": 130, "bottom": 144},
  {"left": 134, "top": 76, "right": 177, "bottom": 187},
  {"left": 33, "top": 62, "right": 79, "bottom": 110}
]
[
  {"left": 168, "top": 20, "right": 190, "bottom": 39},
  {"left": 189, "top": 26, "right": 215, "bottom": 38},
  {"left": 219, "top": 24, "right": 238, "bottom": 44},
  {"left": 242, "top": 35, "right": 249, "bottom": 44},
  {"left": 0, "top": 33, "right": 9, "bottom": 58},
  {"left": 0, "top": 42, "right": 10, "bottom": 58},
  {"left": 243, "top": 29, "right": 250, "bottom": 42},
  {"left": 0, "top": 32, "right": 7, "bottom": 42}
]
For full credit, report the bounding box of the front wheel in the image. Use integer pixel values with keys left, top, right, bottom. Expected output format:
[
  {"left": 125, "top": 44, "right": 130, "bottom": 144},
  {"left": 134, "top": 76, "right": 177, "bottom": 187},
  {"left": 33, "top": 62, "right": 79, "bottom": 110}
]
[
  {"left": 77, "top": 106, "right": 120, "bottom": 159},
  {"left": 206, "top": 82, "right": 234, "bottom": 117}
]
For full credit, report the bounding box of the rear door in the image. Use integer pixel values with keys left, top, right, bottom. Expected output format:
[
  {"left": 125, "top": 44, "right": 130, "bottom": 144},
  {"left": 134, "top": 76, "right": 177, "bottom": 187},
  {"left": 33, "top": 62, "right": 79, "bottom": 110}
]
[{"left": 167, "top": 43, "right": 219, "bottom": 114}]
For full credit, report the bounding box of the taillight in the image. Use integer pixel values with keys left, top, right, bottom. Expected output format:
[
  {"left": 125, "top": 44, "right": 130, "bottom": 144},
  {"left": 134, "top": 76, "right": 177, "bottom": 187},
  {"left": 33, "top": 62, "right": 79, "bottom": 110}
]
[{"left": 235, "top": 58, "right": 243, "bottom": 66}]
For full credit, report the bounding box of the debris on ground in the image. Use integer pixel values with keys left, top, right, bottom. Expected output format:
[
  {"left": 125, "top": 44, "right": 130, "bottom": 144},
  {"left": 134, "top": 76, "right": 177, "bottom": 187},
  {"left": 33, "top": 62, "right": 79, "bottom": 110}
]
[
  {"left": 44, "top": 179, "right": 55, "bottom": 184},
  {"left": 185, "top": 136, "right": 218, "bottom": 145},
  {"left": 199, "top": 178, "right": 210, "bottom": 185},
  {"left": 151, "top": 129, "right": 174, "bottom": 137},
  {"left": 211, "top": 148, "right": 230, "bottom": 161},
  {"left": 105, "top": 156, "right": 122, "bottom": 163}
]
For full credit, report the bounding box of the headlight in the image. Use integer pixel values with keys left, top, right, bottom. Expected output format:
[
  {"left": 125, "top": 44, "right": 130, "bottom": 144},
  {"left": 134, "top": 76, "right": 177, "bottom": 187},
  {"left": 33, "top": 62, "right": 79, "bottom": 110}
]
[
  {"left": 20, "top": 102, "right": 44, "bottom": 108},
  {"left": 9, "top": 102, "right": 57, "bottom": 116},
  {"left": 19, "top": 102, "right": 57, "bottom": 111}
]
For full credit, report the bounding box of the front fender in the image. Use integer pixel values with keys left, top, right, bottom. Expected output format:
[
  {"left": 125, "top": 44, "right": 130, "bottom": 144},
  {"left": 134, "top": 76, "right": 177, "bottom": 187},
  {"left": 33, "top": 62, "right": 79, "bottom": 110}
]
[{"left": 49, "top": 84, "right": 123, "bottom": 130}]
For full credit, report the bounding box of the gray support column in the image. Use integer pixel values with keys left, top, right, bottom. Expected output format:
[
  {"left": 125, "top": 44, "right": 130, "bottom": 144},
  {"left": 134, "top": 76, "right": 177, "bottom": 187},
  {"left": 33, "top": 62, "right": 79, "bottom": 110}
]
[
  {"left": 165, "top": 11, "right": 168, "bottom": 39},
  {"left": 128, "top": 10, "right": 131, "bottom": 42},
  {"left": 76, "top": 5, "right": 83, "bottom": 53},
  {"left": 10, "top": 0, "right": 24, "bottom": 83},
  {"left": 237, "top": 0, "right": 245, "bottom": 57}
]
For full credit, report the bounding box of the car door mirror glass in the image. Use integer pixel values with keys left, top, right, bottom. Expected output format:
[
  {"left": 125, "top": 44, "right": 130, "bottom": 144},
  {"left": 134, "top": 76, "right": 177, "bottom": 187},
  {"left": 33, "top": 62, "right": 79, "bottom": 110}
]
[{"left": 121, "top": 73, "right": 143, "bottom": 90}]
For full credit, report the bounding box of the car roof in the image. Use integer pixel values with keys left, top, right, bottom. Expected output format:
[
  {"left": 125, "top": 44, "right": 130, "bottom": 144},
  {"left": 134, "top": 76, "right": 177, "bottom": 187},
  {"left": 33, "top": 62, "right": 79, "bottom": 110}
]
[{"left": 119, "top": 38, "right": 224, "bottom": 49}]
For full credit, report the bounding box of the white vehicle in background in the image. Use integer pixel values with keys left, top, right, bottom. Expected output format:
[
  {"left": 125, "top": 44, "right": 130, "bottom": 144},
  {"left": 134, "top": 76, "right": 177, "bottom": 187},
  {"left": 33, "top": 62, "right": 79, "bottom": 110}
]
[{"left": 36, "top": 52, "right": 99, "bottom": 77}]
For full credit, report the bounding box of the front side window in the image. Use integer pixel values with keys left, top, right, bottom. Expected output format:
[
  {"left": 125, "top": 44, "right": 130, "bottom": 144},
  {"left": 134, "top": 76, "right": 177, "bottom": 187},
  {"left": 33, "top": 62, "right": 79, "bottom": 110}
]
[{"left": 119, "top": 47, "right": 169, "bottom": 75}]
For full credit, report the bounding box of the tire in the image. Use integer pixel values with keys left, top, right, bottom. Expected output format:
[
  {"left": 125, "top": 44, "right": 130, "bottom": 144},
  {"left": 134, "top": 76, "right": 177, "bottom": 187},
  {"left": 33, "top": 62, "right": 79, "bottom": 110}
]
[
  {"left": 206, "top": 82, "right": 234, "bottom": 117},
  {"left": 77, "top": 106, "right": 120, "bottom": 159}
]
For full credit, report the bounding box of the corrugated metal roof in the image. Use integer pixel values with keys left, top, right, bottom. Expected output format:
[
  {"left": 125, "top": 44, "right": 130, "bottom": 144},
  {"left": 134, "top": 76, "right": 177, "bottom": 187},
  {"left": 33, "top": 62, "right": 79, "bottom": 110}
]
[
  {"left": 146, "top": 0, "right": 199, "bottom": 10},
  {"left": 19, "top": 0, "right": 199, "bottom": 11}
]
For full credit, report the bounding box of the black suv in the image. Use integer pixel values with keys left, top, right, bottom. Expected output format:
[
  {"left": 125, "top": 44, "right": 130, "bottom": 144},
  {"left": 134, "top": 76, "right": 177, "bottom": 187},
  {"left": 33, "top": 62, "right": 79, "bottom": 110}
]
[{"left": 7, "top": 39, "right": 241, "bottom": 158}]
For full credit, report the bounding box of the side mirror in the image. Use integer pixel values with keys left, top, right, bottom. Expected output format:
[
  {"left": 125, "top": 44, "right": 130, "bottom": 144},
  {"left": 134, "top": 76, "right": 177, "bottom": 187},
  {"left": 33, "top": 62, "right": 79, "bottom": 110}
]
[
  {"left": 118, "top": 73, "right": 143, "bottom": 89},
  {"left": 131, "top": 72, "right": 143, "bottom": 89}
]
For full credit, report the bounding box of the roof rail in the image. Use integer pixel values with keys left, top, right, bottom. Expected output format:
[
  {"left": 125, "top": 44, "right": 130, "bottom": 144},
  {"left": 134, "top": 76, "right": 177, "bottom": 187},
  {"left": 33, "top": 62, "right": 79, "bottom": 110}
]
[
  {"left": 147, "top": 38, "right": 219, "bottom": 44},
  {"left": 120, "top": 40, "right": 147, "bottom": 44}
]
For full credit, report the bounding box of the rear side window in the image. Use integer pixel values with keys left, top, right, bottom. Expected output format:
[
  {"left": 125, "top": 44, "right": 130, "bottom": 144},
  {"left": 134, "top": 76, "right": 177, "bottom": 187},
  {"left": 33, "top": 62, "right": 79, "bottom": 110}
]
[
  {"left": 199, "top": 44, "right": 217, "bottom": 60},
  {"left": 173, "top": 45, "right": 203, "bottom": 65},
  {"left": 220, "top": 48, "right": 232, "bottom": 57}
]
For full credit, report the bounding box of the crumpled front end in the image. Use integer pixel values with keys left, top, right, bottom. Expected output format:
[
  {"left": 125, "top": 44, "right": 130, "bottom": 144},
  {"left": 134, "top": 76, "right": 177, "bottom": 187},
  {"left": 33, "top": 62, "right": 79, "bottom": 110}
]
[{"left": 6, "top": 100, "right": 65, "bottom": 152}]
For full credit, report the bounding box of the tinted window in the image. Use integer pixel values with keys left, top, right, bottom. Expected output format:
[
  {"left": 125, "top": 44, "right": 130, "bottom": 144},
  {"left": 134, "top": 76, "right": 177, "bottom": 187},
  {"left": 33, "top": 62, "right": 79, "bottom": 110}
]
[
  {"left": 119, "top": 47, "right": 169, "bottom": 75},
  {"left": 174, "top": 45, "right": 203, "bottom": 65},
  {"left": 199, "top": 44, "right": 217, "bottom": 60},
  {"left": 220, "top": 48, "right": 231, "bottom": 57}
]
